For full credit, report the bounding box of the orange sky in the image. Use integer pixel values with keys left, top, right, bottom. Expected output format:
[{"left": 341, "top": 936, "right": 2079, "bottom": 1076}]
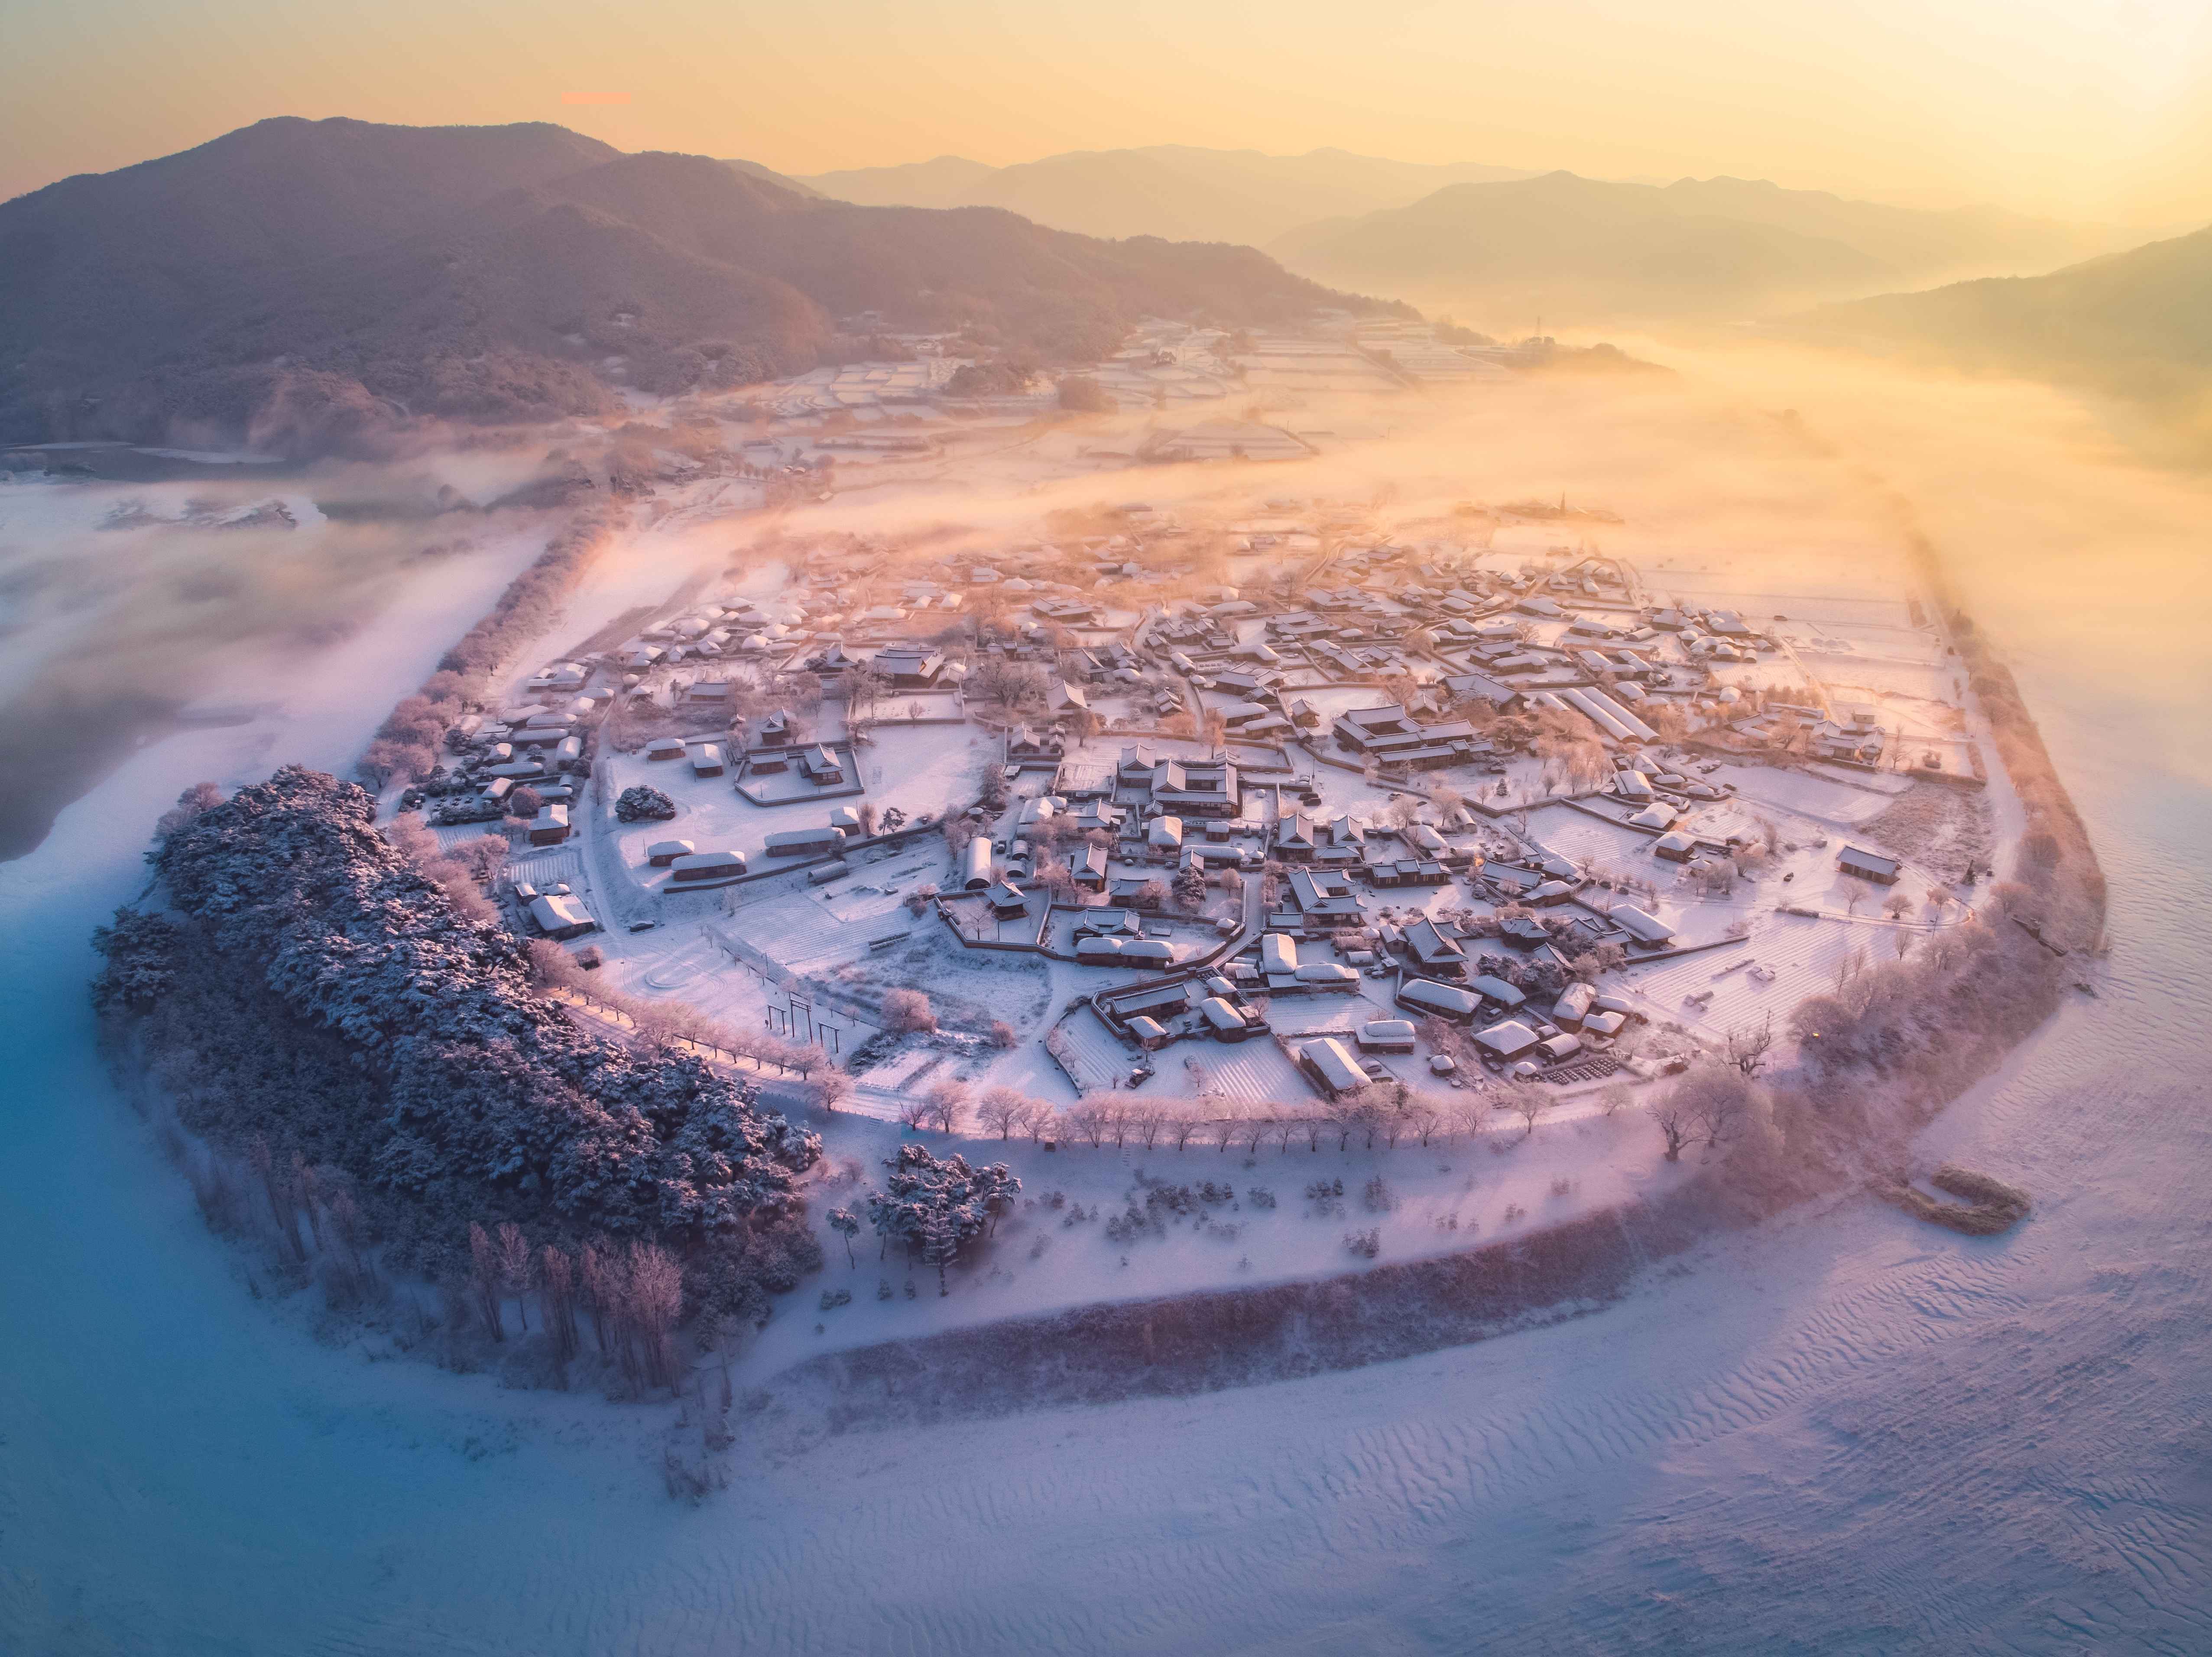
[{"left": 7, "top": 0, "right": 2210, "bottom": 224}]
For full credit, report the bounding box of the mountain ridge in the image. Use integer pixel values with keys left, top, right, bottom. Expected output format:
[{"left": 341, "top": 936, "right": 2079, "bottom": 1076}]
[
  {"left": 0, "top": 120, "right": 1400, "bottom": 455},
  {"left": 798, "top": 145, "right": 1541, "bottom": 245},
  {"left": 1800, "top": 224, "right": 2212, "bottom": 408},
  {"left": 1268, "top": 169, "right": 2124, "bottom": 320}
]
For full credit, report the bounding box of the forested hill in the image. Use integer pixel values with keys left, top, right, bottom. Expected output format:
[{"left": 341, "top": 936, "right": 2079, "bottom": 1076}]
[
  {"left": 0, "top": 117, "right": 1398, "bottom": 456},
  {"left": 1800, "top": 223, "right": 2212, "bottom": 409},
  {"left": 91, "top": 765, "right": 823, "bottom": 1321},
  {"left": 1269, "top": 171, "right": 2118, "bottom": 319}
]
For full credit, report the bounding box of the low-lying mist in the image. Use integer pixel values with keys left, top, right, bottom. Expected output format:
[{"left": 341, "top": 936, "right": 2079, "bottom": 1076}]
[
  {"left": 778, "top": 338, "right": 2212, "bottom": 796},
  {"left": 7, "top": 330, "right": 2206, "bottom": 861},
  {"left": 0, "top": 460, "right": 563, "bottom": 859}
]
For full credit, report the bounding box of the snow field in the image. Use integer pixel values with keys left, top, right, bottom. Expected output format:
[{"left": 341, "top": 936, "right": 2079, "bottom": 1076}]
[{"left": 753, "top": 1103, "right": 1695, "bottom": 1378}]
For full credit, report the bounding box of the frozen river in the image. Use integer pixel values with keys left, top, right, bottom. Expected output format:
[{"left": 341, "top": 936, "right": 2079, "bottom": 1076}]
[{"left": 2, "top": 499, "right": 2207, "bottom": 1652}]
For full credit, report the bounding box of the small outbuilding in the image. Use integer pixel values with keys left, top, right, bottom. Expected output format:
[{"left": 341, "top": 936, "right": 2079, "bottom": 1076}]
[
  {"left": 1838, "top": 845, "right": 1901, "bottom": 884},
  {"left": 528, "top": 893, "right": 597, "bottom": 940},
  {"left": 1297, "top": 1036, "right": 1369, "bottom": 1099},
  {"left": 669, "top": 850, "right": 747, "bottom": 882},
  {"left": 962, "top": 835, "right": 994, "bottom": 890},
  {"left": 1472, "top": 1019, "right": 1541, "bottom": 1061},
  {"left": 1355, "top": 1019, "right": 1417, "bottom": 1053}
]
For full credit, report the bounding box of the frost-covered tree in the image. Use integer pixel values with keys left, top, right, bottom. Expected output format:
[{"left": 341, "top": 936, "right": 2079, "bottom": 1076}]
[
  {"left": 827, "top": 1207, "right": 860, "bottom": 1268},
  {"left": 615, "top": 785, "right": 678, "bottom": 823},
  {"left": 881, "top": 988, "right": 937, "bottom": 1034},
  {"left": 863, "top": 1144, "right": 1019, "bottom": 1277},
  {"left": 95, "top": 766, "right": 820, "bottom": 1325}
]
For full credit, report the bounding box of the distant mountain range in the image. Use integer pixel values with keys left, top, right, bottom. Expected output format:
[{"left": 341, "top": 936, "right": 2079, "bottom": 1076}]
[
  {"left": 798, "top": 146, "right": 1540, "bottom": 247},
  {"left": 0, "top": 119, "right": 1395, "bottom": 456},
  {"left": 1269, "top": 171, "right": 2127, "bottom": 319},
  {"left": 1802, "top": 225, "right": 2212, "bottom": 407}
]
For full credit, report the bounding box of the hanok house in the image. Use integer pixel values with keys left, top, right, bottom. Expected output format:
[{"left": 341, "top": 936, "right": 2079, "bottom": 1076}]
[
  {"left": 1285, "top": 868, "right": 1365, "bottom": 929},
  {"left": 1837, "top": 845, "right": 1901, "bottom": 885},
  {"left": 1072, "top": 843, "right": 1109, "bottom": 891},
  {"left": 1007, "top": 726, "right": 1065, "bottom": 764},
  {"left": 753, "top": 709, "right": 795, "bottom": 747},
  {"left": 800, "top": 744, "right": 845, "bottom": 786},
  {"left": 645, "top": 839, "right": 696, "bottom": 867},
  {"left": 1330, "top": 703, "right": 1480, "bottom": 771},
  {"left": 1149, "top": 757, "right": 1239, "bottom": 818},
  {"left": 1274, "top": 811, "right": 1365, "bottom": 867},
  {"left": 1107, "top": 876, "right": 1168, "bottom": 910},
  {"left": 1363, "top": 850, "right": 1450, "bottom": 888},
  {"left": 690, "top": 744, "right": 726, "bottom": 778},
  {"left": 1401, "top": 917, "right": 1469, "bottom": 978},
  {"left": 526, "top": 803, "right": 571, "bottom": 847},
  {"left": 1607, "top": 904, "right": 1676, "bottom": 947},
  {"left": 681, "top": 679, "right": 733, "bottom": 713},
  {"left": 1440, "top": 669, "right": 1521, "bottom": 715},
  {"left": 1812, "top": 707, "right": 1887, "bottom": 765},
  {"left": 1199, "top": 995, "right": 1262, "bottom": 1043},
  {"left": 870, "top": 645, "right": 948, "bottom": 689}
]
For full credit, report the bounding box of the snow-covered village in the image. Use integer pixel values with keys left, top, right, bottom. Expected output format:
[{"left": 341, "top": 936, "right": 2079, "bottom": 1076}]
[
  {"left": 61, "top": 317, "right": 2068, "bottom": 1420},
  {"left": 10, "top": 84, "right": 2198, "bottom": 1652}
]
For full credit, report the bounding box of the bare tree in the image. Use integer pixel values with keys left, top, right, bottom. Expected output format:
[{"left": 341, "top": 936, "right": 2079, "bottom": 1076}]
[
  {"left": 626, "top": 1003, "right": 685, "bottom": 1056},
  {"left": 923, "top": 1077, "right": 970, "bottom": 1135},
  {"left": 1687, "top": 1069, "right": 1752, "bottom": 1155},
  {"left": 1166, "top": 1112, "right": 1200, "bottom": 1153},
  {"left": 577, "top": 1242, "right": 614, "bottom": 1356},
  {"left": 626, "top": 1241, "right": 684, "bottom": 1392},
  {"left": 467, "top": 1222, "right": 505, "bottom": 1341},
  {"left": 881, "top": 987, "right": 937, "bottom": 1034},
  {"left": 539, "top": 1246, "right": 578, "bottom": 1361},
  {"left": 1501, "top": 1083, "right": 1547, "bottom": 1140},
  {"left": 1650, "top": 1063, "right": 1751, "bottom": 1161},
  {"left": 496, "top": 1222, "right": 533, "bottom": 1332},
  {"left": 813, "top": 1069, "right": 857, "bottom": 1114},
  {"left": 976, "top": 1085, "right": 1030, "bottom": 1140},
  {"left": 1068, "top": 1098, "right": 1112, "bottom": 1148},
  {"left": 1724, "top": 1014, "right": 1775, "bottom": 1079},
  {"left": 1650, "top": 1092, "right": 1697, "bottom": 1162},
  {"left": 1103, "top": 1101, "right": 1133, "bottom": 1149}
]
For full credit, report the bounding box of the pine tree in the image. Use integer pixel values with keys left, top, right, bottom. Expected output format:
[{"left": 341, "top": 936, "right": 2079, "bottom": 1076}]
[
  {"left": 827, "top": 1207, "right": 860, "bottom": 1269},
  {"left": 920, "top": 1208, "right": 958, "bottom": 1293}
]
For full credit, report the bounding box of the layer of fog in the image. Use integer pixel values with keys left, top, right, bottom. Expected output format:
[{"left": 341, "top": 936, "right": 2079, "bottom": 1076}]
[
  {"left": 0, "top": 449, "right": 566, "bottom": 858},
  {"left": 787, "top": 343, "right": 2210, "bottom": 793}
]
